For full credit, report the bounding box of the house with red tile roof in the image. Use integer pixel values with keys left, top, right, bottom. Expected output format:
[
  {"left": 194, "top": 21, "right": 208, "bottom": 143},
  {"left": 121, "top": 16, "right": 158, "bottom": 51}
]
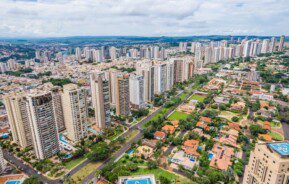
[
  {"left": 228, "top": 122, "right": 241, "bottom": 131},
  {"left": 162, "top": 125, "right": 175, "bottom": 134},
  {"left": 200, "top": 116, "right": 212, "bottom": 123},
  {"left": 209, "top": 144, "right": 234, "bottom": 171},
  {"left": 182, "top": 140, "right": 200, "bottom": 159},
  {"left": 263, "top": 121, "right": 271, "bottom": 131},
  {"left": 216, "top": 135, "right": 239, "bottom": 148},
  {"left": 258, "top": 134, "right": 272, "bottom": 142},
  {"left": 154, "top": 131, "right": 166, "bottom": 140}
]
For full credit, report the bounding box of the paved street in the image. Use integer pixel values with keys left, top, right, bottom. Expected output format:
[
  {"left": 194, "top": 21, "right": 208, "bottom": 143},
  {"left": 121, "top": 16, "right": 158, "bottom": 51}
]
[
  {"left": 3, "top": 84, "right": 195, "bottom": 184},
  {"left": 83, "top": 85, "right": 195, "bottom": 183}
]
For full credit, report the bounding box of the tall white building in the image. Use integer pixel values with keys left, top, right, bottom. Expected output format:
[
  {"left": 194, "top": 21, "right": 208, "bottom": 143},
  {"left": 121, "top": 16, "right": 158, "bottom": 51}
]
[
  {"left": 269, "top": 37, "right": 276, "bottom": 53},
  {"left": 204, "top": 46, "right": 212, "bottom": 64},
  {"left": 278, "top": 35, "right": 285, "bottom": 51},
  {"left": 243, "top": 41, "right": 251, "bottom": 57},
  {"left": 51, "top": 87, "right": 65, "bottom": 132},
  {"left": 90, "top": 72, "right": 111, "bottom": 129},
  {"left": 4, "top": 93, "right": 33, "bottom": 148},
  {"left": 75, "top": 47, "right": 81, "bottom": 61},
  {"left": 261, "top": 39, "right": 270, "bottom": 53},
  {"left": 166, "top": 62, "right": 174, "bottom": 91},
  {"left": 62, "top": 84, "right": 88, "bottom": 142},
  {"left": 93, "top": 50, "right": 103, "bottom": 63},
  {"left": 154, "top": 64, "right": 167, "bottom": 95},
  {"left": 27, "top": 91, "right": 60, "bottom": 159},
  {"left": 0, "top": 147, "right": 6, "bottom": 173},
  {"left": 179, "top": 42, "right": 188, "bottom": 52},
  {"left": 109, "top": 47, "right": 117, "bottom": 60},
  {"left": 129, "top": 75, "right": 145, "bottom": 109}
]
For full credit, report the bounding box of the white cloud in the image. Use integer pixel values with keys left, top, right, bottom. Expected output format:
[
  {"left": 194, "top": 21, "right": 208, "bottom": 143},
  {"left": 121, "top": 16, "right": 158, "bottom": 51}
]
[{"left": 0, "top": 0, "right": 288, "bottom": 37}]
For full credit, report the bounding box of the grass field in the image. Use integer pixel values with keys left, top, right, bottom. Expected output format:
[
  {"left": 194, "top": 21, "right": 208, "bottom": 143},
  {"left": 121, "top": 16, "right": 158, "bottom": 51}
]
[
  {"left": 219, "top": 111, "right": 239, "bottom": 121},
  {"left": 189, "top": 95, "right": 206, "bottom": 102},
  {"left": 125, "top": 129, "right": 140, "bottom": 141},
  {"left": 64, "top": 157, "right": 86, "bottom": 170},
  {"left": 168, "top": 111, "right": 190, "bottom": 121},
  {"left": 131, "top": 167, "right": 191, "bottom": 184},
  {"left": 70, "top": 161, "right": 102, "bottom": 182},
  {"left": 270, "top": 131, "right": 284, "bottom": 141}
]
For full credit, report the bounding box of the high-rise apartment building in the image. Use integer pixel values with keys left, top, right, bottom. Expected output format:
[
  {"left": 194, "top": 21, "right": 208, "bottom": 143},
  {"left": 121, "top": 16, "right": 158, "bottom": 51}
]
[
  {"left": 154, "top": 63, "right": 167, "bottom": 95},
  {"left": 261, "top": 39, "right": 270, "bottom": 53},
  {"left": 0, "top": 147, "right": 6, "bottom": 173},
  {"left": 109, "top": 47, "right": 117, "bottom": 60},
  {"left": 243, "top": 41, "right": 251, "bottom": 57},
  {"left": 116, "top": 74, "right": 130, "bottom": 116},
  {"left": 75, "top": 47, "right": 81, "bottom": 61},
  {"left": 173, "top": 59, "right": 184, "bottom": 84},
  {"left": 90, "top": 72, "right": 111, "bottom": 129},
  {"left": 166, "top": 62, "right": 174, "bottom": 91},
  {"left": 129, "top": 75, "right": 145, "bottom": 109},
  {"left": 243, "top": 142, "right": 289, "bottom": 184},
  {"left": 27, "top": 91, "right": 59, "bottom": 159},
  {"left": 51, "top": 87, "right": 65, "bottom": 132},
  {"left": 62, "top": 84, "right": 88, "bottom": 142},
  {"left": 4, "top": 93, "right": 33, "bottom": 148},
  {"left": 92, "top": 49, "right": 103, "bottom": 63},
  {"left": 108, "top": 69, "right": 119, "bottom": 107},
  {"left": 269, "top": 37, "right": 276, "bottom": 53},
  {"left": 278, "top": 35, "right": 285, "bottom": 51}
]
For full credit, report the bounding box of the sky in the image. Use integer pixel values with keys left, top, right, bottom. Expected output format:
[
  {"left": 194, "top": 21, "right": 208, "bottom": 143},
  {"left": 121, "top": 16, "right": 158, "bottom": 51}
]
[{"left": 0, "top": 0, "right": 289, "bottom": 37}]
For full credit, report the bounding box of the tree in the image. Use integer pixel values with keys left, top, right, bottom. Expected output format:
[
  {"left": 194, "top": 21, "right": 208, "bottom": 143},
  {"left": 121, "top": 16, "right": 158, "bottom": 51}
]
[
  {"left": 231, "top": 116, "right": 239, "bottom": 122},
  {"left": 23, "top": 175, "right": 42, "bottom": 184},
  {"left": 159, "top": 176, "right": 171, "bottom": 184},
  {"left": 147, "top": 160, "right": 158, "bottom": 169},
  {"left": 249, "top": 125, "right": 266, "bottom": 136},
  {"left": 87, "top": 142, "right": 109, "bottom": 161}
]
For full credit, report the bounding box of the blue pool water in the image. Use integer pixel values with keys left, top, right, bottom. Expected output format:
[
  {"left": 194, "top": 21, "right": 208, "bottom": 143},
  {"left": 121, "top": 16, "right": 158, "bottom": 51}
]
[
  {"left": 208, "top": 153, "right": 214, "bottom": 160},
  {"left": 1, "top": 133, "right": 9, "bottom": 139},
  {"left": 190, "top": 158, "right": 195, "bottom": 162},
  {"left": 59, "top": 134, "right": 68, "bottom": 144},
  {"left": 127, "top": 150, "right": 134, "bottom": 155},
  {"left": 88, "top": 128, "right": 97, "bottom": 134},
  {"left": 124, "top": 178, "right": 152, "bottom": 184},
  {"left": 5, "top": 180, "right": 21, "bottom": 184},
  {"left": 198, "top": 146, "right": 203, "bottom": 151},
  {"left": 269, "top": 142, "right": 289, "bottom": 156},
  {"left": 65, "top": 154, "right": 73, "bottom": 159}
]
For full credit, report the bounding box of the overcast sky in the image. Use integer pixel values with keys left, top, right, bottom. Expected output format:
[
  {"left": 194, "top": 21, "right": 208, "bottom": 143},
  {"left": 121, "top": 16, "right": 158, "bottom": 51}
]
[{"left": 0, "top": 0, "right": 288, "bottom": 37}]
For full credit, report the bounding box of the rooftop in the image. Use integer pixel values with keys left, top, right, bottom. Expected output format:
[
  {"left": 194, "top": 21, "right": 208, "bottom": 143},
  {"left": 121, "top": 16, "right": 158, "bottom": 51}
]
[{"left": 268, "top": 142, "right": 289, "bottom": 156}]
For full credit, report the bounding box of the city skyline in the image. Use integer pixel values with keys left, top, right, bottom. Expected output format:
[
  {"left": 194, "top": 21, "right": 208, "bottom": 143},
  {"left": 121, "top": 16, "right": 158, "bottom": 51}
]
[{"left": 1, "top": 0, "right": 289, "bottom": 38}]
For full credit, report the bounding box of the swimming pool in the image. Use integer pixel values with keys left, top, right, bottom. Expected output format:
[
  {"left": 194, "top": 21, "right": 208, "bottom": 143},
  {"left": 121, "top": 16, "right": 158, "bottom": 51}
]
[
  {"left": 190, "top": 158, "right": 195, "bottom": 162},
  {"left": 124, "top": 178, "right": 152, "bottom": 184},
  {"left": 88, "top": 128, "right": 97, "bottom": 134},
  {"left": 127, "top": 150, "right": 134, "bottom": 155},
  {"left": 5, "top": 180, "right": 21, "bottom": 184},
  {"left": 59, "top": 134, "right": 68, "bottom": 144},
  {"left": 208, "top": 153, "right": 214, "bottom": 160}
]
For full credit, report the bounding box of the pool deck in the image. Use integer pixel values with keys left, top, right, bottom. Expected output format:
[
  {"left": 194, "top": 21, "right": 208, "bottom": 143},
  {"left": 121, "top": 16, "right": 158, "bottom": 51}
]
[
  {"left": 0, "top": 174, "right": 26, "bottom": 184},
  {"left": 118, "top": 174, "right": 156, "bottom": 184}
]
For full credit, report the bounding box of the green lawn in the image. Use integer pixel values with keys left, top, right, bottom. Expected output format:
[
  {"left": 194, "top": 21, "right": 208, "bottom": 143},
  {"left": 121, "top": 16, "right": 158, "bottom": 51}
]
[
  {"left": 125, "top": 130, "right": 140, "bottom": 141},
  {"left": 131, "top": 167, "right": 191, "bottom": 184},
  {"left": 70, "top": 161, "right": 102, "bottom": 182},
  {"left": 219, "top": 111, "right": 239, "bottom": 121},
  {"left": 64, "top": 157, "right": 86, "bottom": 170},
  {"left": 257, "top": 120, "right": 281, "bottom": 128},
  {"left": 270, "top": 131, "right": 284, "bottom": 141},
  {"left": 189, "top": 95, "right": 206, "bottom": 102},
  {"left": 168, "top": 111, "right": 190, "bottom": 121}
]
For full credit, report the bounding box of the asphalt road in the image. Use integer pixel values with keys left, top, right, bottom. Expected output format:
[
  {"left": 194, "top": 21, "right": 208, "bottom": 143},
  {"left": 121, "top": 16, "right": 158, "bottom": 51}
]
[
  {"left": 3, "top": 149, "right": 55, "bottom": 184},
  {"left": 4, "top": 84, "right": 195, "bottom": 184},
  {"left": 83, "top": 85, "right": 195, "bottom": 183}
]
